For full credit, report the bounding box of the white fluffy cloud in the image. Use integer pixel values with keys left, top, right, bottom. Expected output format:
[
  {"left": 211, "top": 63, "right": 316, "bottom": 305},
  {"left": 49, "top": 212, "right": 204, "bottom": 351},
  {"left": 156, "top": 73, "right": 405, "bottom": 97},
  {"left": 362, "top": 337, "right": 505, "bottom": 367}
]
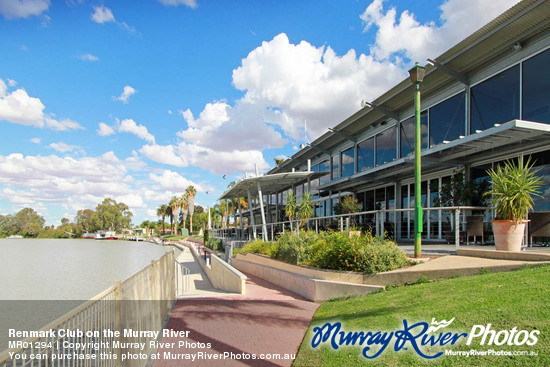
[
  {"left": 157, "top": 0, "right": 197, "bottom": 9},
  {"left": 97, "top": 122, "right": 115, "bottom": 136},
  {"left": 0, "top": 0, "right": 50, "bottom": 19},
  {"left": 361, "top": 0, "right": 520, "bottom": 63},
  {"left": 91, "top": 5, "right": 115, "bottom": 23},
  {"left": 140, "top": 144, "right": 187, "bottom": 167},
  {"left": 140, "top": 141, "right": 269, "bottom": 175},
  {"left": 116, "top": 118, "right": 155, "bottom": 143},
  {"left": 0, "top": 79, "right": 83, "bottom": 130},
  {"left": 149, "top": 170, "right": 206, "bottom": 193},
  {"left": 114, "top": 85, "right": 137, "bottom": 103},
  {"left": 97, "top": 119, "right": 155, "bottom": 143}
]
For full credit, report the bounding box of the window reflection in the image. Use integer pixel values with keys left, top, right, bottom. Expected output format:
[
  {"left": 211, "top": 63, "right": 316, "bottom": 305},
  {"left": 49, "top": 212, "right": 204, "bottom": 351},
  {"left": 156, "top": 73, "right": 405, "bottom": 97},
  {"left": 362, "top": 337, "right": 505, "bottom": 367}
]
[
  {"left": 400, "top": 113, "right": 428, "bottom": 157},
  {"left": 471, "top": 65, "right": 520, "bottom": 133},
  {"left": 523, "top": 49, "right": 550, "bottom": 124},
  {"left": 430, "top": 92, "right": 465, "bottom": 146},
  {"left": 376, "top": 126, "right": 397, "bottom": 166},
  {"left": 341, "top": 147, "right": 355, "bottom": 177},
  {"left": 357, "top": 137, "right": 374, "bottom": 172}
]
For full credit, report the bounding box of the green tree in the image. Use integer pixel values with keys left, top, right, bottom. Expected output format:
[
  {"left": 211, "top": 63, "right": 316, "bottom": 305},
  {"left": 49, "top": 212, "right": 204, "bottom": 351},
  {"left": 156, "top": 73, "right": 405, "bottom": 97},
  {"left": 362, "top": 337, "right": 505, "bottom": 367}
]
[
  {"left": 94, "top": 198, "right": 133, "bottom": 232},
  {"left": 180, "top": 195, "right": 189, "bottom": 232},
  {"left": 285, "top": 190, "right": 297, "bottom": 231},
  {"left": 0, "top": 214, "right": 17, "bottom": 237},
  {"left": 298, "top": 191, "right": 314, "bottom": 227},
  {"left": 169, "top": 196, "right": 180, "bottom": 235},
  {"left": 14, "top": 208, "right": 45, "bottom": 237},
  {"left": 75, "top": 209, "right": 96, "bottom": 234},
  {"left": 156, "top": 204, "right": 168, "bottom": 235}
]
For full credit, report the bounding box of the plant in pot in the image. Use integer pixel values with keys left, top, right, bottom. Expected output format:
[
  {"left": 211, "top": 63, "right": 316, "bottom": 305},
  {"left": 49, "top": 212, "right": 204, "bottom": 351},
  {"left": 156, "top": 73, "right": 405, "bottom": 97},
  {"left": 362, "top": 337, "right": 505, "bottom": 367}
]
[{"left": 485, "top": 156, "right": 542, "bottom": 251}]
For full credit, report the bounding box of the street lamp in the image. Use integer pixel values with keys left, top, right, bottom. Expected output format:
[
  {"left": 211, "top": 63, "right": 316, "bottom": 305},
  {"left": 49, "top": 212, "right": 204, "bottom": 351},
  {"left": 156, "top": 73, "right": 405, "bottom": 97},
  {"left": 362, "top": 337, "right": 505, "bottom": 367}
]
[{"left": 408, "top": 62, "right": 425, "bottom": 258}]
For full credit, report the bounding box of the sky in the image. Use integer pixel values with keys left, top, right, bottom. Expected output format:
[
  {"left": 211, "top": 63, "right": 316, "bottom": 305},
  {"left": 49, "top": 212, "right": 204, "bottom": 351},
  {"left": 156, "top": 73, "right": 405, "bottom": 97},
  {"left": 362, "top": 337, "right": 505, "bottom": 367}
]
[{"left": 0, "top": 0, "right": 521, "bottom": 226}]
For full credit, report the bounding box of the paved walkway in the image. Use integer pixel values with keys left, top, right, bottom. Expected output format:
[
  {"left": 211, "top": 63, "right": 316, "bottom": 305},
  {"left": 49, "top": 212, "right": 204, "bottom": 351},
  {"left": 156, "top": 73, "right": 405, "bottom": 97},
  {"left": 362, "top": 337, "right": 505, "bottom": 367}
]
[{"left": 153, "top": 244, "right": 319, "bottom": 367}]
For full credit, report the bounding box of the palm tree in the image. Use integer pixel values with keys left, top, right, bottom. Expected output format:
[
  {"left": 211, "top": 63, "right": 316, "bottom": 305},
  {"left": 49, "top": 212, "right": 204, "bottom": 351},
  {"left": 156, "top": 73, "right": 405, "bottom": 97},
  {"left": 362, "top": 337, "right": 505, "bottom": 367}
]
[
  {"left": 218, "top": 201, "right": 227, "bottom": 228},
  {"left": 169, "top": 196, "right": 180, "bottom": 235},
  {"left": 285, "top": 190, "right": 297, "bottom": 231},
  {"left": 180, "top": 195, "right": 189, "bottom": 233},
  {"left": 165, "top": 206, "right": 173, "bottom": 235},
  {"left": 186, "top": 185, "right": 197, "bottom": 234},
  {"left": 298, "top": 191, "right": 314, "bottom": 227},
  {"left": 156, "top": 204, "right": 168, "bottom": 235}
]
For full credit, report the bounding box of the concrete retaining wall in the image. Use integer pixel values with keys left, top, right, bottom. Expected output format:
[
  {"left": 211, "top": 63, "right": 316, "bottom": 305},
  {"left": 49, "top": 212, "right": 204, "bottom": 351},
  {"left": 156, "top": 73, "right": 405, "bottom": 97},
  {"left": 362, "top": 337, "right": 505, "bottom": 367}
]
[
  {"left": 234, "top": 253, "right": 364, "bottom": 284},
  {"left": 232, "top": 257, "right": 383, "bottom": 302},
  {"left": 183, "top": 243, "right": 247, "bottom": 294}
]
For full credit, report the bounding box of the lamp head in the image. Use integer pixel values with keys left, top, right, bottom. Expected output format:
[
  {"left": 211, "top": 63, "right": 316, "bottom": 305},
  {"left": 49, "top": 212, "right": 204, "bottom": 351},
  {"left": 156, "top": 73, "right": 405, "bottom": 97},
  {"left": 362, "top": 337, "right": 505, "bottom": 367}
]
[{"left": 408, "top": 62, "right": 426, "bottom": 84}]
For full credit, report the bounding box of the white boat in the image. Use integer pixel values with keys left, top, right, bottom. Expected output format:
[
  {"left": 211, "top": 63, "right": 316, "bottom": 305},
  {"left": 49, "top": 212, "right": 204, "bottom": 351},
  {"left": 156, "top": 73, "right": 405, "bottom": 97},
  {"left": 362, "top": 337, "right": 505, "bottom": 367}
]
[
  {"left": 82, "top": 233, "right": 95, "bottom": 239},
  {"left": 7, "top": 235, "right": 23, "bottom": 239},
  {"left": 94, "top": 231, "right": 117, "bottom": 240}
]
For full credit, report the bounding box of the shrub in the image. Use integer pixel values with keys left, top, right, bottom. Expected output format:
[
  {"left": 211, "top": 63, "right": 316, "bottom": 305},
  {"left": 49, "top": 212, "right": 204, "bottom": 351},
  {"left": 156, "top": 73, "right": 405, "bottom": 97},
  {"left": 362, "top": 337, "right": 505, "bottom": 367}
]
[
  {"left": 207, "top": 237, "right": 222, "bottom": 251},
  {"left": 235, "top": 239, "right": 279, "bottom": 258}
]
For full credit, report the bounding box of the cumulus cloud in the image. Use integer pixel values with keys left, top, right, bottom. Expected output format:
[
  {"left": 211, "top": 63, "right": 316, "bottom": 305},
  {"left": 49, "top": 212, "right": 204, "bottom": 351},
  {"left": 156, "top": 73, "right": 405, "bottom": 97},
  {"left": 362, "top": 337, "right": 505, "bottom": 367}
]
[
  {"left": 97, "top": 122, "right": 115, "bottom": 136},
  {"left": 30, "top": 137, "right": 41, "bottom": 144},
  {"left": 116, "top": 118, "right": 155, "bottom": 143},
  {"left": 149, "top": 170, "right": 206, "bottom": 193},
  {"left": 360, "top": 0, "right": 520, "bottom": 63},
  {"left": 91, "top": 5, "right": 115, "bottom": 23},
  {"left": 114, "top": 85, "right": 137, "bottom": 103},
  {"left": 0, "top": 0, "right": 50, "bottom": 19},
  {"left": 78, "top": 53, "right": 99, "bottom": 62},
  {"left": 7, "top": 79, "right": 17, "bottom": 87},
  {"left": 157, "top": 0, "right": 197, "bottom": 9},
  {"left": 231, "top": 33, "right": 403, "bottom": 140},
  {"left": 140, "top": 141, "right": 269, "bottom": 175},
  {"left": 140, "top": 144, "right": 187, "bottom": 167},
  {"left": 0, "top": 78, "right": 83, "bottom": 131}
]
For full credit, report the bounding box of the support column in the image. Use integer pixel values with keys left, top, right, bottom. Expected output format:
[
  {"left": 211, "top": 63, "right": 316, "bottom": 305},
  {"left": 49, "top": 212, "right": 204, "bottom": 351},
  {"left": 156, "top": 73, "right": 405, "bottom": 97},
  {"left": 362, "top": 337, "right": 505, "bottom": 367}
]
[
  {"left": 257, "top": 183, "right": 268, "bottom": 242},
  {"left": 247, "top": 189, "right": 257, "bottom": 240}
]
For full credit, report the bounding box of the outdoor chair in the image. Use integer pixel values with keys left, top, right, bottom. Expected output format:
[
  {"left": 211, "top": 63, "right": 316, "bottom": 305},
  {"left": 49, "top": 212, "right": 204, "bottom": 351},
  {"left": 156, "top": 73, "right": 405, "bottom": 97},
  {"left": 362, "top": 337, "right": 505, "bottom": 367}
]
[
  {"left": 529, "top": 211, "right": 550, "bottom": 246},
  {"left": 466, "top": 215, "right": 484, "bottom": 245}
]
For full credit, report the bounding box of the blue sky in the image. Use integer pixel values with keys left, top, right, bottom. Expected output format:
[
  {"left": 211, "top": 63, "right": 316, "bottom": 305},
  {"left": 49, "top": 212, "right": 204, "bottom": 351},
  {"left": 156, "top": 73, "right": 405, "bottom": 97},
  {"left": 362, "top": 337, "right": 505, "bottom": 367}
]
[{"left": 0, "top": 0, "right": 519, "bottom": 226}]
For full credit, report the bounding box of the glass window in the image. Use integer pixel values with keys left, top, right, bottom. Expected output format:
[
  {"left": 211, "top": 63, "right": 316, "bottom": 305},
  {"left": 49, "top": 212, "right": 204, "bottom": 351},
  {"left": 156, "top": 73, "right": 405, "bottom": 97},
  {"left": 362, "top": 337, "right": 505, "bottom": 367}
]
[
  {"left": 529, "top": 150, "right": 550, "bottom": 211},
  {"left": 523, "top": 49, "right": 550, "bottom": 124},
  {"left": 376, "top": 126, "right": 397, "bottom": 166},
  {"left": 400, "top": 112, "right": 428, "bottom": 157},
  {"left": 430, "top": 92, "right": 465, "bottom": 146},
  {"left": 357, "top": 137, "right": 374, "bottom": 172},
  {"left": 319, "top": 160, "right": 330, "bottom": 185},
  {"left": 470, "top": 65, "right": 520, "bottom": 133},
  {"left": 331, "top": 155, "right": 339, "bottom": 180},
  {"left": 341, "top": 147, "right": 355, "bottom": 177}
]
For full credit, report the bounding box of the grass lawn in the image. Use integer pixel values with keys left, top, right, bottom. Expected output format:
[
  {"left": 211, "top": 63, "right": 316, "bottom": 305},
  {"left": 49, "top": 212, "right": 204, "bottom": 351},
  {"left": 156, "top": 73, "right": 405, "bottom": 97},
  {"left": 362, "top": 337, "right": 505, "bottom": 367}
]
[
  {"left": 294, "top": 264, "right": 550, "bottom": 366},
  {"left": 162, "top": 234, "right": 187, "bottom": 240}
]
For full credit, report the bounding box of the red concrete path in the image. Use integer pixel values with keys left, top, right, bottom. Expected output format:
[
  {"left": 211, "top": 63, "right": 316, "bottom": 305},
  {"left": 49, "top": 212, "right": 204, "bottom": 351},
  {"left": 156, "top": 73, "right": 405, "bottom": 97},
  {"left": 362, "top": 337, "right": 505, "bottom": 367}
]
[{"left": 152, "top": 273, "right": 319, "bottom": 367}]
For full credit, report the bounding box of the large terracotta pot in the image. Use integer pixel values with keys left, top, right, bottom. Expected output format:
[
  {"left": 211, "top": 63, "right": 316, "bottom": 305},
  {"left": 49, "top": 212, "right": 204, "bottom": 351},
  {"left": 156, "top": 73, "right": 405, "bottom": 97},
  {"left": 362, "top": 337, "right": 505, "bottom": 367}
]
[{"left": 491, "top": 220, "right": 527, "bottom": 252}]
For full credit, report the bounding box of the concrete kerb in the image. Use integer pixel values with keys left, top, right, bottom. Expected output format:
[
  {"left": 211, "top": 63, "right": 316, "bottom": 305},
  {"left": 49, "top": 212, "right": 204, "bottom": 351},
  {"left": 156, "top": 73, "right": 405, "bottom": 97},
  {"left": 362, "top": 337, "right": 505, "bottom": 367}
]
[{"left": 457, "top": 248, "right": 550, "bottom": 261}]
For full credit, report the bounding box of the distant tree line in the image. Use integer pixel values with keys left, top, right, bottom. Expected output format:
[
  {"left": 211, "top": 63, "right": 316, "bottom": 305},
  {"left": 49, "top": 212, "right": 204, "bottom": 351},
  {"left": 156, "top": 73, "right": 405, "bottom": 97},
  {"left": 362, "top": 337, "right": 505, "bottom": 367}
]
[{"left": 0, "top": 198, "right": 133, "bottom": 238}]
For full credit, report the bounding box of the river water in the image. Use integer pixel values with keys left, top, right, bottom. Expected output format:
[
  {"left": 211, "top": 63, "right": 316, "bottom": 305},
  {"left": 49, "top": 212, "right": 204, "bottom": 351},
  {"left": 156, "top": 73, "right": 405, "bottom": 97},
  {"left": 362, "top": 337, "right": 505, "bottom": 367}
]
[{"left": 0, "top": 238, "right": 174, "bottom": 350}]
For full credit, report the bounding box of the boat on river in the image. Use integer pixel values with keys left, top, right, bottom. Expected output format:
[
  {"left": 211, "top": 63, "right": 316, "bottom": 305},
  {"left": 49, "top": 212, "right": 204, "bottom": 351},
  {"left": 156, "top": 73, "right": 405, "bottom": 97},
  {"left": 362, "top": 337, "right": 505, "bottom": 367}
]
[{"left": 94, "top": 231, "right": 117, "bottom": 240}]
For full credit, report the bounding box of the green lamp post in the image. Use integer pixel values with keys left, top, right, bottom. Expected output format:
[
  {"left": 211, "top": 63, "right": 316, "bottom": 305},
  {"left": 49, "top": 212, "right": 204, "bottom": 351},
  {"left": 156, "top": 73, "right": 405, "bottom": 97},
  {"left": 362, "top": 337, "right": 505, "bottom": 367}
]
[{"left": 408, "top": 62, "right": 425, "bottom": 258}]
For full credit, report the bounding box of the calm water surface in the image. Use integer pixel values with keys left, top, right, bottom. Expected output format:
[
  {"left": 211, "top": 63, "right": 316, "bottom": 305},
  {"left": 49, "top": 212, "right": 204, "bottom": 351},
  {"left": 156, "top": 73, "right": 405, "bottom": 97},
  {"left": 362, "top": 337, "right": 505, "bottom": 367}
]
[
  {"left": 0, "top": 238, "right": 173, "bottom": 350},
  {"left": 0, "top": 238, "right": 172, "bottom": 300}
]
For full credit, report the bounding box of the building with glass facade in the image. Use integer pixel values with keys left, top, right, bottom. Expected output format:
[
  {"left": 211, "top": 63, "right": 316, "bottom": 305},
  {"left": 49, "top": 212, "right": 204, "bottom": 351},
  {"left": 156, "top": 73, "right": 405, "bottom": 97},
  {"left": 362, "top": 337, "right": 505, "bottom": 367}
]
[{"left": 220, "top": 0, "right": 550, "bottom": 243}]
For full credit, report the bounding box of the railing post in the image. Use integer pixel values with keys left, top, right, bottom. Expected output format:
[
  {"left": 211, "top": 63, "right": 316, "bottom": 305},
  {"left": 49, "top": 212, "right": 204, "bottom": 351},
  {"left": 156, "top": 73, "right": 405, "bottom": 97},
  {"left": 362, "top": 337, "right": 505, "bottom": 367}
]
[{"left": 455, "top": 208, "right": 460, "bottom": 250}]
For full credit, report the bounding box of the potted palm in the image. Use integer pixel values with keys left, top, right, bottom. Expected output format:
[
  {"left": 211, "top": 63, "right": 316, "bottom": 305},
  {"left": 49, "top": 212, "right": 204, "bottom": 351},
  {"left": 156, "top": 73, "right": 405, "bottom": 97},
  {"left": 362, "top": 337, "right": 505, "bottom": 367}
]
[{"left": 485, "top": 156, "right": 542, "bottom": 251}]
